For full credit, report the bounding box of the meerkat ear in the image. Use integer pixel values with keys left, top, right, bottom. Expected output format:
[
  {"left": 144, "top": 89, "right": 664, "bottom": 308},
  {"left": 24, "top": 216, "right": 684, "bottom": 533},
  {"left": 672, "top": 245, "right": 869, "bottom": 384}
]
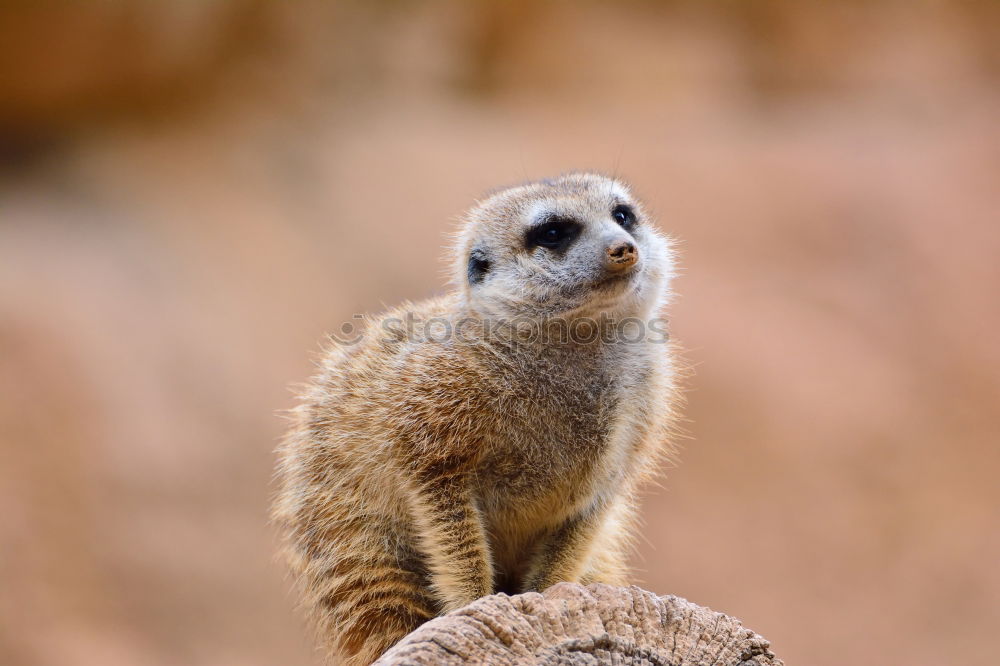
[{"left": 467, "top": 248, "right": 491, "bottom": 285}]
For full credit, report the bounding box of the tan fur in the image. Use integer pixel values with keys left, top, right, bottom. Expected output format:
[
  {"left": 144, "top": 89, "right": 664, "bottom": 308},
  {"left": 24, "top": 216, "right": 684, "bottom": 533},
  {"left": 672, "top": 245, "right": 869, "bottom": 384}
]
[{"left": 272, "top": 173, "right": 682, "bottom": 665}]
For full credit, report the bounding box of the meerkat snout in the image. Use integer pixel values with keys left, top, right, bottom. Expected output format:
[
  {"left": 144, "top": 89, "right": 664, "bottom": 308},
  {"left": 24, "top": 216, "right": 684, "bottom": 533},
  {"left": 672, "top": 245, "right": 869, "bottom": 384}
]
[{"left": 605, "top": 239, "right": 638, "bottom": 271}]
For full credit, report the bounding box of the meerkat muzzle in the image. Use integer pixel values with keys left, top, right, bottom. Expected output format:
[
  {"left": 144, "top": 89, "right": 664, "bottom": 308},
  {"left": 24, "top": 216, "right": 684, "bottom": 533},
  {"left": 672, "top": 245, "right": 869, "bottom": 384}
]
[{"left": 605, "top": 240, "right": 638, "bottom": 272}]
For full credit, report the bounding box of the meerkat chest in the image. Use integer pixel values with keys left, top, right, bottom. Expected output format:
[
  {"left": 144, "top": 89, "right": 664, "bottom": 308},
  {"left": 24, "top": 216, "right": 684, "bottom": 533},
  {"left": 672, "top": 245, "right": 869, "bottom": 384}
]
[{"left": 476, "top": 346, "right": 648, "bottom": 518}]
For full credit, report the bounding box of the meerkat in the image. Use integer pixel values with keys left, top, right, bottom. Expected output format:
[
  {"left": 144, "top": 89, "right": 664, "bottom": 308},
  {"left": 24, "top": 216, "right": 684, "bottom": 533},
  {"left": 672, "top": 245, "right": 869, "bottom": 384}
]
[{"left": 272, "top": 172, "right": 681, "bottom": 665}]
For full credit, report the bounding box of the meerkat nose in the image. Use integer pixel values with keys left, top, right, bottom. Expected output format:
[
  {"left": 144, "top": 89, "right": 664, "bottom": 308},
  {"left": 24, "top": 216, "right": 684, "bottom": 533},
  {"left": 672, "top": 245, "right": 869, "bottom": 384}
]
[{"left": 605, "top": 240, "right": 638, "bottom": 271}]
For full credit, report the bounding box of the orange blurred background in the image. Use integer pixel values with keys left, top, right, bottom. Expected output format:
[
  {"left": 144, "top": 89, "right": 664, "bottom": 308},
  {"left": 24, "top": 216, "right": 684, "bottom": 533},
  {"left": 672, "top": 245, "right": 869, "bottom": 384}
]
[{"left": 2, "top": 2, "right": 998, "bottom": 665}]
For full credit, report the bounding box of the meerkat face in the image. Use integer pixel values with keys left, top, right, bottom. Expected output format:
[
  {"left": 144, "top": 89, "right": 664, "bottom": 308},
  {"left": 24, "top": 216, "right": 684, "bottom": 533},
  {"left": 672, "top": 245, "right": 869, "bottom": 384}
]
[{"left": 455, "top": 173, "right": 674, "bottom": 322}]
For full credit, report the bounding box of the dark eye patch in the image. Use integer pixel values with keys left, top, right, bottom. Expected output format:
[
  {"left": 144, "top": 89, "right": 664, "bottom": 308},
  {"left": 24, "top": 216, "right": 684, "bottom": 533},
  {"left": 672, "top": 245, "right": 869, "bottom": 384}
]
[
  {"left": 612, "top": 204, "right": 637, "bottom": 232},
  {"left": 467, "top": 248, "right": 491, "bottom": 284},
  {"left": 525, "top": 216, "right": 582, "bottom": 252}
]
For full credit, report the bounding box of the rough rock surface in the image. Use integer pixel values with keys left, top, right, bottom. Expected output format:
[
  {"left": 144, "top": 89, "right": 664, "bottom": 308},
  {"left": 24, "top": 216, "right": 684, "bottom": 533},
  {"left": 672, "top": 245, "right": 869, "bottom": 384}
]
[{"left": 375, "top": 583, "right": 782, "bottom": 665}]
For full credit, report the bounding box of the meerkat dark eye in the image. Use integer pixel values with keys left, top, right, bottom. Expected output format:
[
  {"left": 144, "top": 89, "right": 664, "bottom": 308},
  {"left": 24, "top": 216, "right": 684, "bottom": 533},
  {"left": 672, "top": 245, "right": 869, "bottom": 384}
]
[
  {"left": 467, "top": 248, "right": 491, "bottom": 285},
  {"left": 525, "top": 217, "right": 582, "bottom": 252},
  {"left": 612, "top": 204, "right": 637, "bottom": 231}
]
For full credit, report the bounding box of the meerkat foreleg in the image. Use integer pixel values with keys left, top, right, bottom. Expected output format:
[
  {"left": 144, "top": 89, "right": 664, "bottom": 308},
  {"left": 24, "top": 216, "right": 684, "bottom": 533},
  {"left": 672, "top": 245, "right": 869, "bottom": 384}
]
[
  {"left": 521, "top": 508, "right": 604, "bottom": 592},
  {"left": 522, "top": 497, "right": 634, "bottom": 592},
  {"left": 408, "top": 474, "right": 494, "bottom": 611},
  {"left": 578, "top": 542, "right": 630, "bottom": 587},
  {"left": 578, "top": 495, "right": 635, "bottom": 586}
]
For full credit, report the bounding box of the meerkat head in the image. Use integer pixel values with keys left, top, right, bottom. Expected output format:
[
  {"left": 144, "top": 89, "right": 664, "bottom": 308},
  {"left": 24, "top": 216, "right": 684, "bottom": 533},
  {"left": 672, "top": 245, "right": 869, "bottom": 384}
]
[{"left": 454, "top": 173, "right": 675, "bottom": 322}]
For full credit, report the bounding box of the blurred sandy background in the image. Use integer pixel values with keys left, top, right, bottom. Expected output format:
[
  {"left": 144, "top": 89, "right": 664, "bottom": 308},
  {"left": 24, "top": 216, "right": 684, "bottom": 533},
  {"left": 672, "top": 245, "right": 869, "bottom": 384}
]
[{"left": 1, "top": 1, "right": 998, "bottom": 664}]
